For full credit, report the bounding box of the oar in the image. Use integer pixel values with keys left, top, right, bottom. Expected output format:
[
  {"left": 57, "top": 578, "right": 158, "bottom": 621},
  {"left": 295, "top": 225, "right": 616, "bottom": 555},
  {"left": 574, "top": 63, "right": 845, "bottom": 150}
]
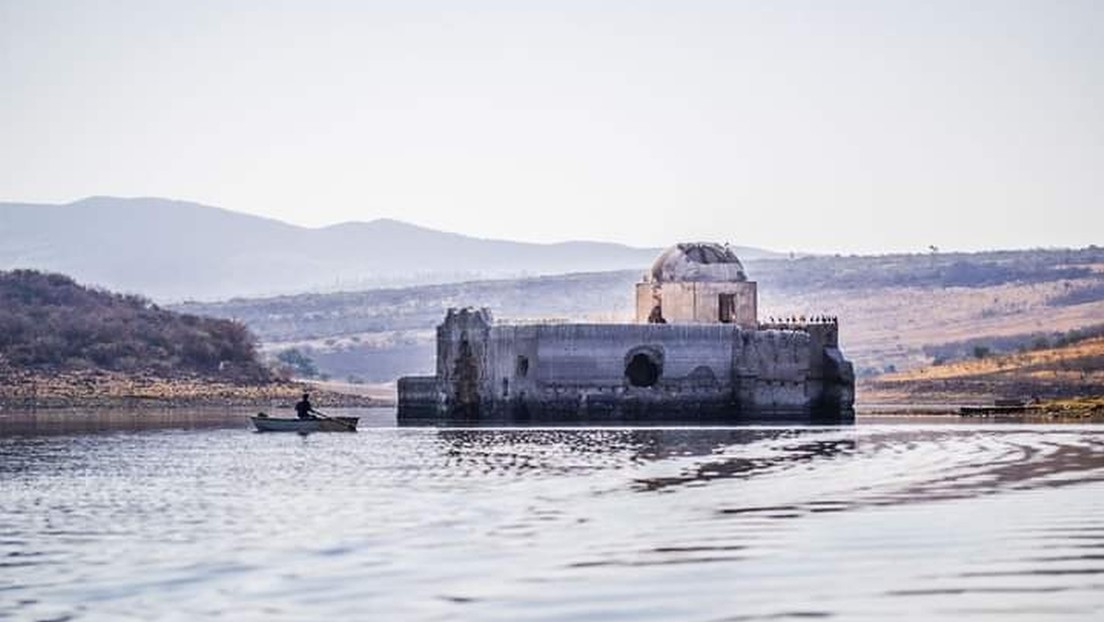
[{"left": 310, "top": 409, "right": 357, "bottom": 431}]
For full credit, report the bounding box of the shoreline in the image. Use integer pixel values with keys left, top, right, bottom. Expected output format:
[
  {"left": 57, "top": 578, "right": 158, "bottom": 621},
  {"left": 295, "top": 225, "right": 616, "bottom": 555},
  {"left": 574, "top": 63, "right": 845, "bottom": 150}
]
[
  {"left": 5, "top": 403, "right": 1100, "bottom": 423},
  {"left": 856, "top": 397, "right": 1104, "bottom": 421},
  {"left": 3, "top": 369, "right": 1099, "bottom": 421},
  {"left": 0, "top": 368, "right": 393, "bottom": 411}
]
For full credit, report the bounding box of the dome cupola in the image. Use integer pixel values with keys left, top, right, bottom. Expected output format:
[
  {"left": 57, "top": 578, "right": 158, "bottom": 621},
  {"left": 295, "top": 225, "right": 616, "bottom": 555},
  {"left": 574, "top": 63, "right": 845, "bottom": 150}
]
[{"left": 649, "top": 243, "right": 747, "bottom": 283}]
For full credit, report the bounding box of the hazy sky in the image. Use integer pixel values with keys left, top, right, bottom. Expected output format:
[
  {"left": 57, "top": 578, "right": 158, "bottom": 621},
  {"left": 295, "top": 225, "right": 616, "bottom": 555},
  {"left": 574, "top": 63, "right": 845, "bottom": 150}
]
[{"left": 1, "top": 1, "right": 1101, "bottom": 253}]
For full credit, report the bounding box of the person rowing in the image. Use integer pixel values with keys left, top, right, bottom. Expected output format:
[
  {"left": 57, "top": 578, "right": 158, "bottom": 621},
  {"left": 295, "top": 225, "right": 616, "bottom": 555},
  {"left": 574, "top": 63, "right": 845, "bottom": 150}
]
[{"left": 294, "top": 392, "right": 320, "bottom": 420}]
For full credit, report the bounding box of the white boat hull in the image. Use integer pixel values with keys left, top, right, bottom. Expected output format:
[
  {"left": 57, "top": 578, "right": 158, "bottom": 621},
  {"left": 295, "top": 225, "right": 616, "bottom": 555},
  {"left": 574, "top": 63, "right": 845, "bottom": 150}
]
[{"left": 250, "top": 416, "right": 358, "bottom": 432}]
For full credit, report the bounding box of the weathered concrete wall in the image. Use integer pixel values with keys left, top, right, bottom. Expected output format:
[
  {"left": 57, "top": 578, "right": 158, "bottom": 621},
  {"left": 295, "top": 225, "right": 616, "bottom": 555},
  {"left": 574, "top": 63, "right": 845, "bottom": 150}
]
[
  {"left": 635, "top": 283, "right": 659, "bottom": 324},
  {"left": 796, "top": 322, "right": 853, "bottom": 413},
  {"left": 397, "top": 309, "right": 854, "bottom": 423},
  {"left": 635, "top": 281, "right": 757, "bottom": 327},
  {"left": 689, "top": 282, "right": 757, "bottom": 327},
  {"left": 395, "top": 376, "right": 440, "bottom": 418},
  {"left": 434, "top": 307, "right": 493, "bottom": 418},
  {"left": 732, "top": 329, "right": 813, "bottom": 412},
  {"left": 529, "top": 323, "right": 737, "bottom": 386},
  {"left": 487, "top": 324, "right": 540, "bottom": 404},
  {"left": 486, "top": 324, "right": 744, "bottom": 420}
]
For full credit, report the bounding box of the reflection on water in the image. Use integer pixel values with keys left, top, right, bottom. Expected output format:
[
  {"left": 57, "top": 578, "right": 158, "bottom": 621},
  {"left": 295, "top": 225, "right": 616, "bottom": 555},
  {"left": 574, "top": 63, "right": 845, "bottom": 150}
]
[
  {"left": 1, "top": 411, "right": 1102, "bottom": 621},
  {"left": 0, "top": 407, "right": 253, "bottom": 437}
]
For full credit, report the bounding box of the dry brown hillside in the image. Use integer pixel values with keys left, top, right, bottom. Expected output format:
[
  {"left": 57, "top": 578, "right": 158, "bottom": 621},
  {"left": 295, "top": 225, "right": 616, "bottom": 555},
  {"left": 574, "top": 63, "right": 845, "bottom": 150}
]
[
  {"left": 761, "top": 276, "right": 1104, "bottom": 376},
  {"left": 861, "top": 336, "right": 1104, "bottom": 405},
  {"left": 176, "top": 248, "right": 1104, "bottom": 385}
]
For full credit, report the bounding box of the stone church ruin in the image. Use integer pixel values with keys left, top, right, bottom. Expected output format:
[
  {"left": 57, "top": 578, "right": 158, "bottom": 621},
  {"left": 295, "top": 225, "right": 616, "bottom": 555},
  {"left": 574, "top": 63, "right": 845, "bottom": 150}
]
[{"left": 398, "top": 243, "right": 855, "bottom": 423}]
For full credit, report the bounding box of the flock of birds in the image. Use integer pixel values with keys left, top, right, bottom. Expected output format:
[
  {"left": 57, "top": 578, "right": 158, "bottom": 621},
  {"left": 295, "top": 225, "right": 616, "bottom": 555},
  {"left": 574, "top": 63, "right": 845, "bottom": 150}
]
[{"left": 766, "top": 315, "right": 838, "bottom": 324}]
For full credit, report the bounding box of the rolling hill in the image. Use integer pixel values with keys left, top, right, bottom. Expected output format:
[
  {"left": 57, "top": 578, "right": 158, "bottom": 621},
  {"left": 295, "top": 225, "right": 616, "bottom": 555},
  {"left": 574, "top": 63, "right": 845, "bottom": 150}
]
[
  {"left": 0, "top": 269, "right": 268, "bottom": 381},
  {"left": 0, "top": 269, "right": 386, "bottom": 409},
  {"left": 174, "top": 246, "right": 1104, "bottom": 387},
  {"left": 0, "top": 196, "right": 777, "bottom": 300},
  {"left": 862, "top": 334, "right": 1104, "bottom": 405}
]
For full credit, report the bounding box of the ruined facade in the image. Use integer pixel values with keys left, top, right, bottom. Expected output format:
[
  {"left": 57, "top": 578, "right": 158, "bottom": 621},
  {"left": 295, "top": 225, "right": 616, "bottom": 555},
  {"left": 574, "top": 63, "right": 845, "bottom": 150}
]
[{"left": 398, "top": 243, "right": 855, "bottom": 423}]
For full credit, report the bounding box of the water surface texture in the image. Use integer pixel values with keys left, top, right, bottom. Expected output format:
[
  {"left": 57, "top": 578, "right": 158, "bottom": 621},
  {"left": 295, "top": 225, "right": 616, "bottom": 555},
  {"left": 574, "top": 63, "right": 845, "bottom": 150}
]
[{"left": 2, "top": 411, "right": 1103, "bottom": 621}]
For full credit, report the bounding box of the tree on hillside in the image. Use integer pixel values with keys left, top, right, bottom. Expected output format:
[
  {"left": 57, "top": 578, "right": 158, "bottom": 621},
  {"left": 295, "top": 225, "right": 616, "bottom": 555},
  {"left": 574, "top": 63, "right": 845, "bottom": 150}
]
[
  {"left": 275, "top": 348, "right": 319, "bottom": 378},
  {"left": 0, "top": 269, "right": 270, "bottom": 382}
]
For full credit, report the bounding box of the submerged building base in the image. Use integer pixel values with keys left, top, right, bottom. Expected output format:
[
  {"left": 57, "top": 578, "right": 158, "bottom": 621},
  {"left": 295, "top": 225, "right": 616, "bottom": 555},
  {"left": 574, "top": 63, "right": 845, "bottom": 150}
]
[{"left": 397, "top": 308, "right": 855, "bottom": 426}]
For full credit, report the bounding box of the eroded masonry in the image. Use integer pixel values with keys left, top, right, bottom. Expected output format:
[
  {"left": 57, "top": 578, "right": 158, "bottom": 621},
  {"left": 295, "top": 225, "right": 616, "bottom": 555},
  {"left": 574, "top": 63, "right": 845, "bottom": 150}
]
[{"left": 398, "top": 243, "right": 855, "bottom": 423}]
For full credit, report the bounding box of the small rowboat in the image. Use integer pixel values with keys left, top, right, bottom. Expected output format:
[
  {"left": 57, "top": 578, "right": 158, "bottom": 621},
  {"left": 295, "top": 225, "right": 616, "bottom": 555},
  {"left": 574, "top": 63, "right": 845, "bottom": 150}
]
[{"left": 250, "top": 415, "right": 359, "bottom": 432}]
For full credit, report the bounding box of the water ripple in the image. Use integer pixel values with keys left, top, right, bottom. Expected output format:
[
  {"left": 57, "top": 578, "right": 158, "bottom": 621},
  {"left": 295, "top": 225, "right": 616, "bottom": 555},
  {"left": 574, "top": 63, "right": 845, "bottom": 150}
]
[{"left": 1, "top": 414, "right": 1103, "bottom": 620}]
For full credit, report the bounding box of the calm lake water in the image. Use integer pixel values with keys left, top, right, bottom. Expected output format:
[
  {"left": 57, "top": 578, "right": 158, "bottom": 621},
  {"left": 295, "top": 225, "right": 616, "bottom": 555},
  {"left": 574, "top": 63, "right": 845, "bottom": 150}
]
[{"left": 2, "top": 409, "right": 1103, "bottom": 621}]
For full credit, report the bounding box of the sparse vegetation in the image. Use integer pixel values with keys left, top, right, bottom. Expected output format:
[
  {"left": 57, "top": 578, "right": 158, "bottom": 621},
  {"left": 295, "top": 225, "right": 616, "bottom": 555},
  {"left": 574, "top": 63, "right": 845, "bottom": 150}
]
[
  {"left": 1047, "top": 281, "right": 1104, "bottom": 307},
  {"left": 751, "top": 247, "right": 1103, "bottom": 292},
  {"left": 863, "top": 337, "right": 1104, "bottom": 404},
  {"left": 274, "top": 348, "right": 319, "bottom": 379},
  {"left": 0, "top": 270, "right": 270, "bottom": 383},
  {"left": 172, "top": 247, "right": 1104, "bottom": 386},
  {"left": 923, "top": 324, "right": 1104, "bottom": 365}
]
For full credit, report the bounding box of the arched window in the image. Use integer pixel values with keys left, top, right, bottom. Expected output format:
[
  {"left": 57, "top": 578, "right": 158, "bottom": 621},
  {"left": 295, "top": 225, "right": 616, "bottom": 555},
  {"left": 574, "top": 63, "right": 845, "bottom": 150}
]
[{"left": 625, "top": 351, "right": 661, "bottom": 388}]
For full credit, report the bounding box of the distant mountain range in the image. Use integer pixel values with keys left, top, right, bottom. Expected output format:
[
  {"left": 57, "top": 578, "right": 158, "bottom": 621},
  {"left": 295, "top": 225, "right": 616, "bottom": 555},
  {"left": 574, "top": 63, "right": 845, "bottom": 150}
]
[{"left": 0, "top": 196, "right": 778, "bottom": 301}]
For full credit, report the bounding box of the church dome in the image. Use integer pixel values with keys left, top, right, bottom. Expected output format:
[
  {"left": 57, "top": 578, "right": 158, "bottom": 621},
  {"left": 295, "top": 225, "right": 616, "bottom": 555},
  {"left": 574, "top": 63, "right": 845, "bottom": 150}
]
[{"left": 649, "top": 242, "right": 747, "bottom": 283}]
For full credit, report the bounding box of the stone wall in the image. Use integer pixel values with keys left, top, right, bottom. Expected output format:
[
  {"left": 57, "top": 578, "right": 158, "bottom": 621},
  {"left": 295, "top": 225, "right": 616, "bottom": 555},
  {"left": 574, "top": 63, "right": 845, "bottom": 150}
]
[
  {"left": 434, "top": 307, "right": 493, "bottom": 418},
  {"left": 398, "top": 309, "right": 854, "bottom": 423},
  {"left": 635, "top": 281, "right": 757, "bottom": 327}
]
